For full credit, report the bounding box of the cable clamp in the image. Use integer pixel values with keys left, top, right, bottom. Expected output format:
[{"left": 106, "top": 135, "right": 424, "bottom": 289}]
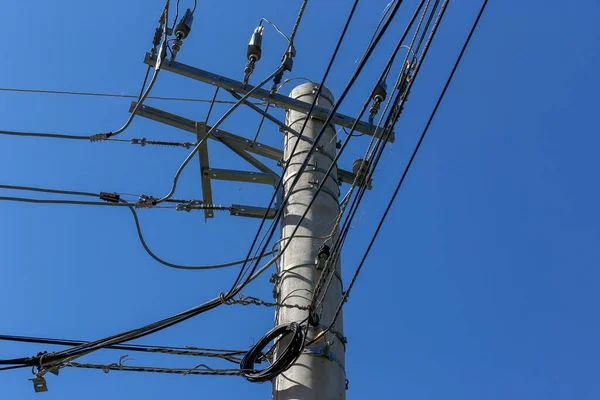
[
  {"left": 130, "top": 137, "right": 147, "bottom": 146},
  {"left": 89, "top": 133, "right": 108, "bottom": 142},
  {"left": 175, "top": 200, "right": 202, "bottom": 212},
  {"left": 99, "top": 192, "right": 120, "bottom": 203},
  {"left": 135, "top": 194, "right": 155, "bottom": 209}
]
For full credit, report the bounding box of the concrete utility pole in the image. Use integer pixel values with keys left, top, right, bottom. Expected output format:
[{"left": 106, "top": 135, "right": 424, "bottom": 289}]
[{"left": 274, "top": 82, "right": 346, "bottom": 400}]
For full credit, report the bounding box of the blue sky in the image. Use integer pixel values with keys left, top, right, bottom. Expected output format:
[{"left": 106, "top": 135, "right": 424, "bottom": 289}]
[{"left": 1, "top": 0, "right": 599, "bottom": 399}]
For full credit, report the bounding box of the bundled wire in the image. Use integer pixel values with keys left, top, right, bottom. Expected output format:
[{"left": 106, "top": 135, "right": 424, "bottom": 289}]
[
  {"left": 240, "top": 322, "right": 304, "bottom": 383},
  {"left": 312, "top": 0, "right": 489, "bottom": 344},
  {"left": 232, "top": 0, "right": 414, "bottom": 302},
  {"left": 0, "top": 334, "right": 245, "bottom": 363},
  {"left": 311, "top": 0, "right": 440, "bottom": 316},
  {"left": 0, "top": 184, "right": 274, "bottom": 271}
]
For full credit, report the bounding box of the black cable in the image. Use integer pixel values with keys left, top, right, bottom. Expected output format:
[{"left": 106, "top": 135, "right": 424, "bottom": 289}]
[
  {"left": 137, "top": 65, "right": 152, "bottom": 100},
  {"left": 228, "top": 0, "right": 372, "bottom": 294},
  {"left": 0, "top": 87, "right": 255, "bottom": 104},
  {"left": 0, "top": 0, "right": 433, "bottom": 374},
  {"left": 171, "top": 0, "right": 180, "bottom": 31},
  {"left": 235, "top": 0, "right": 418, "bottom": 297},
  {"left": 0, "top": 129, "right": 90, "bottom": 141},
  {"left": 324, "top": 0, "right": 490, "bottom": 338},
  {"left": 313, "top": 0, "right": 440, "bottom": 312},
  {"left": 240, "top": 322, "right": 304, "bottom": 383},
  {"left": 0, "top": 184, "right": 275, "bottom": 270},
  {"left": 0, "top": 365, "right": 28, "bottom": 372},
  {"left": 0, "top": 334, "right": 244, "bottom": 361}
]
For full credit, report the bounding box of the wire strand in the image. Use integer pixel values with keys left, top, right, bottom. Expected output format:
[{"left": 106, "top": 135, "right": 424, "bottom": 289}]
[{"left": 323, "top": 0, "right": 489, "bottom": 340}]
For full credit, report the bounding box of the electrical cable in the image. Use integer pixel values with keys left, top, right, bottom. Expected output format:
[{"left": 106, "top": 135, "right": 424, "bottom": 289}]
[
  {"left": 235, "top": 0, "right": 414, "bottom": 300},
  {"left": 315, "top": 0, "right": 489, "bottom": 343},
  {"left": 95, "top": 0, "right": 172, "bottom": 141},
  {"left": 259, "top": 18, "right": 291, "bottom": 43},
  {"left": 0, "top": 0, "right": 466, "bottom": 376},
  {"left": 171, "top": 0, "right": 180, "bottom": 31},
  {"left": 240, "top": 322, "right": 304, "bottom": 383},
  {"left": 226, "top": 0, "right": 367, "bottom": 295},
  {"left": 205, "top": 87, "right": 220, "bottom": 124},
  {"left": 0, "top": 87, "right": 254, "bottom": 104},
  {"left": 63, "top": 361, "right": 241, "bottom": 377},
  {"left": 0, "top": 184, "right": 275, "bottom": 270},
  {"left": 0, "top": 335, "right": 245, "bottom": 363},
  {"left": 0, "top": 231, "right": 283, "bottom": 371},
  {"left": 0, "top": 2, "right": 171, "bottom": 144},
  {"left": 313, "top": 0, "right": 437, "bottom": 312},
  {"left": 0, "top": 251, "right": 282, "bottom": 371}
]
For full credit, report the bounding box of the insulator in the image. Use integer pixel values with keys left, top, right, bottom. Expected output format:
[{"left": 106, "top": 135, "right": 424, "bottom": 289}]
[
  {"left": 373, "top": 81, "right": 387, "bottom": 103},
  {"left": 174, "top": 9, "right": 194, "bottom": 39},
  {"left": 247, "top": 26, "right": 264, "bottom": 62}
]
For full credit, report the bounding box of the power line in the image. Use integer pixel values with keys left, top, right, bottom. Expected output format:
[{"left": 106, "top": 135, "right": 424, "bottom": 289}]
[
  {"left": 229, "top": 0, "right": 370, "bottom": 294},
  {"left": 0, "top": 334, "right": 245, "bottom": 363},
  {"left": 312, "top": 0, "right": 440, "bottom": 313},
  {"left": 241, "top": 0, "right": 419, "bottom": 299},
  {"left": 321, "top": 0, "right": 490, "bottom": 341},
  {"left": 0, "top": 184, "right": 276, "bottom": 271},
  {"left": 0, "top": 87, "right": 260, "bottom": 105},
  {"left": 65, "top": 361, "right": 241, "bottom": 377}
]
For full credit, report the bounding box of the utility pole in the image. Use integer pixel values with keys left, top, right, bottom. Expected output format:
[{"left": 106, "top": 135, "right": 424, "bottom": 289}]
[
  {"left": 134, "top": 55, "right": 383, "bottom": 398},
  {"left": 274, "top": 82, "right": 346, "bottom": 400}
]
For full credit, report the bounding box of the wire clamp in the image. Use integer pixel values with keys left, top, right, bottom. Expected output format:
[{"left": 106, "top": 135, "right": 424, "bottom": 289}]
[
  {"left": 175, "top": 200, "right": 203, "bottom": 212},
  {"left": 135, "top": 194, "right": 155, "bottom": 209},
  {"left": 89, "top": 133, "right": 108, "bottom": 142},
  {"left": 100, "top": 192, "right": 120, "bottom": 203}
]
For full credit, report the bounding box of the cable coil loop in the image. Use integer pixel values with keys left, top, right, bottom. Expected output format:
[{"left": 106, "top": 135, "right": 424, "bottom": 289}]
[{"left": 240, "top": 322, "right": 304, "bottom": 383}]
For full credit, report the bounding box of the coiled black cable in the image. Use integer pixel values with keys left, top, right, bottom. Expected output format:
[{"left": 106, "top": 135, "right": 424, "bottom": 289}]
[{"left": 240, "top": 322, "right": 305, "bottom": 383}]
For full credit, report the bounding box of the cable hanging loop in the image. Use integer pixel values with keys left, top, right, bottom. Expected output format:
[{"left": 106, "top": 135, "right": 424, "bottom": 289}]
[{"left": 240, "top": 322, "right": 305, "bottom": 383}]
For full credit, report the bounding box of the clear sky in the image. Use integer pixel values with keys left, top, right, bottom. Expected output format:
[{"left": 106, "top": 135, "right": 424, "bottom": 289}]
[{"left": 1, "top": 0, "right": 599, "bottom": 399}]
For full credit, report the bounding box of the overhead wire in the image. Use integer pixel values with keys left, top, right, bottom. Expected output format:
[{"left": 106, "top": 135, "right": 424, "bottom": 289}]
[
  {"left": 313, "top": 0, "right": 436, "bottom": 313},
  {"left": 151, "top": 0, "right": 310, "bottom": 206},
  {"left": 0, "top": 0, "right": 467, "bottom": 378},
  {"left": 0, "top": 334, "right": 245, "bottom": 363},
  {"left": 0, "top": 87, "right": 260, "bottom": 105},
  {"left": 0, "top": 249, "right": 282, "bottom": 372},
  {"left": 0, "top": 184, "right": 275, "bottom": 271},
  {"left": 226, "top": 0, "right": 365, "bottom": 294},
  {"left": 315, "top": 0, "right": 489, "bottom": 343},
  {"left": 259, "top": 18, "right": 291, "bottom": 43},
  {"left": 236, "top": 0, "right": 414, "bottom": 301}
]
